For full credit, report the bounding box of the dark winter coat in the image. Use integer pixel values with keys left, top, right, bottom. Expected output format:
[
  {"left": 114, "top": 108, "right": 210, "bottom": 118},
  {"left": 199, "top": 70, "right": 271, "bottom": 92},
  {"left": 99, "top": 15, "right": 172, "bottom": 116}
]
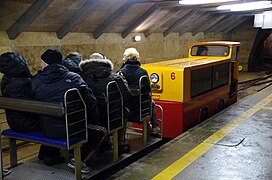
[
  {"left": 118, "top": 60, "right": 150, "bottom": 118},
  {"left": 79, "top": 59, "right": 131, "bottom": 127},
  {"left": 0, "top": 52, "right": 40, "bottom": 132},
  {"left": 32, "top": 64, "right": 99, "bottom": 138},
  {"left": 62, "top": 54, "right": 81, "bottom": 73},
  {"left": 118, "top": 60, "right": 148, "bottom": 89}
]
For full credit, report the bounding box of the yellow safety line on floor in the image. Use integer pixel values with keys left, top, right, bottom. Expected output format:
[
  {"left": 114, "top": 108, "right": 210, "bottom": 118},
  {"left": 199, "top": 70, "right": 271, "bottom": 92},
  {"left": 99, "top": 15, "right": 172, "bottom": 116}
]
[
  {"left": 262, "top": 106, "right": 272, "bottom": 111},
  {"left": 152, "top": 94, "right": 272, "bottom": 180}
]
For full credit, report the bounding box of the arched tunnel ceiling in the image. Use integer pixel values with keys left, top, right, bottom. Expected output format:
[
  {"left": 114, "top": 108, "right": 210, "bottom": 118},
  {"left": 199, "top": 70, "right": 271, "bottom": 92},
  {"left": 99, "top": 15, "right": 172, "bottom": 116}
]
[{"left": 0, "top": 0, "right": 270, "bottom": 40}]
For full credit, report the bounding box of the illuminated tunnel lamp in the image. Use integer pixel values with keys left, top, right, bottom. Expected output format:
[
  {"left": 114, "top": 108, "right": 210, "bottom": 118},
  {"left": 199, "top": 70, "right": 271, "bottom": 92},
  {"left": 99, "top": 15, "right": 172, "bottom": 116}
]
[
  {"left": 254, "top": 14, "right": 264, "bottom": 27},
  {"left": 254, "top": 11, "right": 272, "bottom": 29},
  {"left": 133, "top": 35, "right": 142, "bottom": 42},
  {"left": 217, "top": 1, "right": 272, "bottom": 11},
  {"left": 179, "top": 0, "right": 237, "bottom": 5},
  {"left": 262, "top": 12, "right": 272, "bottom": 29}
]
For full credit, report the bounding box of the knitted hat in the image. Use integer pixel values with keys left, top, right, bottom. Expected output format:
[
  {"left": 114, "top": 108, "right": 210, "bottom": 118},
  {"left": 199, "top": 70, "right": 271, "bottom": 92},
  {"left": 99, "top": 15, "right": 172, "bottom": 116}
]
[
  {"left": 123, "top": 48, "right": 140, "bottom": 61},
  {"left": 41, "top": 49, "right": 62, "bottom": 65}
]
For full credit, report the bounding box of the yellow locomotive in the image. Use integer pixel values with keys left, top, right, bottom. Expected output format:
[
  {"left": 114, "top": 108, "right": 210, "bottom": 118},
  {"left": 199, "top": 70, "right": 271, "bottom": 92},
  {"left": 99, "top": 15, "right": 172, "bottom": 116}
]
[{"left": 142, "top": 41, "right": 240, "bottom": 138}]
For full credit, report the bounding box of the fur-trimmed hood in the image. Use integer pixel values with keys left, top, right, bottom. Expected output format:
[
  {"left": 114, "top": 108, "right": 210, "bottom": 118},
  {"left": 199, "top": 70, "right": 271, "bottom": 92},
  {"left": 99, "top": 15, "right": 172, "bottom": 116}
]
[{"left": 79, "top": 58, "right": 114, "bottom": 79}]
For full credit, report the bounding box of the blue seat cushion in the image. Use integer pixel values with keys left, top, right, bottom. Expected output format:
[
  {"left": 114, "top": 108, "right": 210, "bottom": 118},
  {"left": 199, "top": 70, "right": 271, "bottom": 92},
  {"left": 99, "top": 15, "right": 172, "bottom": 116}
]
[{"left": 2, "top": 129, "right": 83, "bottom": 148}]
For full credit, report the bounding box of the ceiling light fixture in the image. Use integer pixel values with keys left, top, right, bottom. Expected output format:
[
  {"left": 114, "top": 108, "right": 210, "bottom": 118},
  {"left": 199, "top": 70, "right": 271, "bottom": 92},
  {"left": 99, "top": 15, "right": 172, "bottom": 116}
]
[
  {"left": 217, "top": 1, "right": 272, "bottom": 11},
  {"left": 262, "top": 12, "right": 272, "bottom": 28},
  {"left": 254, "top": 10, "right": 272, "bottom": 29},
  {"left": 133, "top": 35, "right": 141, "bottom": 42},
  {"left": 254, "top": 14, "right": 264, "bottom": 27},
  {"left": 178, "top": 0, "right": 237, "bottom": 5},
  {"left": 262, "top": 10, "right": 272, "bottom": 14}
]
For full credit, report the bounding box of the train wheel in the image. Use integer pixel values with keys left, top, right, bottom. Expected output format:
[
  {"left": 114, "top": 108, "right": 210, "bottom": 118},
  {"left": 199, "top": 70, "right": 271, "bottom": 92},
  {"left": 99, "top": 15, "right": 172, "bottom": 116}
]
[
  {"left": 200, "top": 107, "right": 208, "bottom": 122},
  {"left": 218, "top": 99, "right": 225, "bottom": 111}
]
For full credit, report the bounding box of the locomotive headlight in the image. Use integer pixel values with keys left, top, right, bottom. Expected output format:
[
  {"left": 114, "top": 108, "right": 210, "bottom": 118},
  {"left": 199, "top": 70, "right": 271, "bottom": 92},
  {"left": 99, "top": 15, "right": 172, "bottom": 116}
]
[{"left": 150, "top": 73, "right": 159, "bottom": 83}]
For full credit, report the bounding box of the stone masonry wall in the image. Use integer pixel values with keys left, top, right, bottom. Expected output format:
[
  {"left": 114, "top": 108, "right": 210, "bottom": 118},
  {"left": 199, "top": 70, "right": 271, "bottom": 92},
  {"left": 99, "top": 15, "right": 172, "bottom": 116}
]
[
  {"left": 0, "top": 31, "right": 232, "bottom": 74},
  {"left": 231, "top": 24, "right": 258, "bottom": 71},
  {"left": 0, "top": 27, "right": 257, "bottom": 75}
]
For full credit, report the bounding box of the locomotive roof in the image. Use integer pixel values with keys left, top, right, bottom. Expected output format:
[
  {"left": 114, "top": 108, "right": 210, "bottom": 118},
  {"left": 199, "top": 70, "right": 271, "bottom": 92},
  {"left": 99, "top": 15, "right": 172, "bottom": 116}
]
[
  {"left": 143, "top": 57, "right": 229, "bottom": 69},
  {"left": 189, "top": 41, "right": 241, "bottom": 47}
]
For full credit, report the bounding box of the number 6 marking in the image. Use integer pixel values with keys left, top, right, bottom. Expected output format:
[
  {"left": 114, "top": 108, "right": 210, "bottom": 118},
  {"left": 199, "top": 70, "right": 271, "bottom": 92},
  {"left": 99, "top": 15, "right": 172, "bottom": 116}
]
[{"left": 171, "top": 72, "right": 175, "bottom": 80}]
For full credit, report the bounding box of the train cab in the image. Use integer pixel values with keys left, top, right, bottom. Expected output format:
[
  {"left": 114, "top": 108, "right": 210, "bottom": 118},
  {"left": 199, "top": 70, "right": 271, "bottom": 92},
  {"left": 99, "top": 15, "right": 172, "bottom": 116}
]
[{"left": 142, "top": 41, "right": 240, "bottom": 138}]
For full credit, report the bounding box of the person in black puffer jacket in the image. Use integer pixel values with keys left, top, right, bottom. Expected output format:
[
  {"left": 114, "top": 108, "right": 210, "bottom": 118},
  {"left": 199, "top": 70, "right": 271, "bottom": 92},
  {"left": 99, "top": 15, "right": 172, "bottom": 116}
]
[
  {"left": 62, "top": 52, "right": 82, "bottom": 73},
  {"left": 32, "top": 49, "right": 105, "bottom": 169},
  {"left": 32, "top": 49, "right": 99, "bottom": 137},
  {"left": 79, "top": 53, "right": 131, "bottom": 154},
  {"left": 0, "top": 52, "right": 40, "bottom": 132},
  {"left": 118, "top": 48, "right": 160, "bottom": 135}
]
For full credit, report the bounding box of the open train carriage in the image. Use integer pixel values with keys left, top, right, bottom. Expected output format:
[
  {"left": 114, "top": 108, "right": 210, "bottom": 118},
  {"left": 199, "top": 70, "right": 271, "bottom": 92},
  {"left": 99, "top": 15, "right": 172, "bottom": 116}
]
[{"left": 142, "top": 41, "right": 240, "bottom": 138}]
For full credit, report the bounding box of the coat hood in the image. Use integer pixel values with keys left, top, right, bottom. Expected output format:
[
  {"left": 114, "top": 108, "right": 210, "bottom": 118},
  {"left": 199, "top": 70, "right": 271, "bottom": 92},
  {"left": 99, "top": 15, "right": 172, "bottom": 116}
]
[
  {"left": 124, "top": 60, "right": 141, "bottom": 66},
  {"left": 120, "top": 60, "right": 141, "bottom": 69},
  {"left": 0, "top": 52, "right": 32, "bottom": 77},
  {"left": 62, "top": 54, "right": 81, "bottom": 73},
  {"left": 79, "top": 59, "right": 114, "bottom": 80}
]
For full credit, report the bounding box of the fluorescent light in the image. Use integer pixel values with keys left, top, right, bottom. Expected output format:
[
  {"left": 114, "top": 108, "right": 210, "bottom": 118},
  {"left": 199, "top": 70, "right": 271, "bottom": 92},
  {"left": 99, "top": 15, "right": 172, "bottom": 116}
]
[
  {"left": 217, "top": 1, "right": 272, "bottom": 11},
  {"left": 179, "top": 0, "right": 236, "bottom": 5},
  {"left": 254, "top": 14, "right": 264, "bottom": 27},
  {"left": 254, "top": 11, "right": 272, "bottom": 28},
  {"left": 262, "top": 12, "right": 272, "bottom": 28},
  {"left": 263, "top": 10, "right": 272, "bottom": 14}
]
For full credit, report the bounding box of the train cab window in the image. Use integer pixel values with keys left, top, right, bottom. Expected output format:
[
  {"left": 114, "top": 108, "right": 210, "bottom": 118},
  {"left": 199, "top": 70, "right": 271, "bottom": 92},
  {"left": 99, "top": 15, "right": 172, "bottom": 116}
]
[
  {"left": 191, "top": 45, "right": 230, "bottom": 56},
  {"left": 196, "top": 46, "right": 208, "bottom": 56},
  {"left": 231, "top": 46, "right": 239, "bottom": 61}
]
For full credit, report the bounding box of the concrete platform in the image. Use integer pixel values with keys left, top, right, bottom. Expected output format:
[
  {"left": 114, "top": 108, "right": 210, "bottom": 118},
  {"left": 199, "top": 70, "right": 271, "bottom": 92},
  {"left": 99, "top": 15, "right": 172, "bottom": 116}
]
[{"left": 111, "top": 85, "right": 272, "bottom": 179}]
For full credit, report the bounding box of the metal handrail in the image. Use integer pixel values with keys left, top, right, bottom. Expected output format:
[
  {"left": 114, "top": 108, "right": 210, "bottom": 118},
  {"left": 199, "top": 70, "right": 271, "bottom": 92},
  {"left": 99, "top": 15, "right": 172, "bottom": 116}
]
[
  {"left": 64, "top": 88, "right": 88, "bottom": 150},
  {"left": 155, "top": 104, "right": 164, "bottom": 139}
]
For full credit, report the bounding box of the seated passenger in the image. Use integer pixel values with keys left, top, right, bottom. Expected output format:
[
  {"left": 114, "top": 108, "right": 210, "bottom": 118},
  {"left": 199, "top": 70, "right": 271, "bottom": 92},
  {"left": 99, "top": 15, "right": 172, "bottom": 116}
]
[
  {"left": 196, "top": 46, "right": 208, "bottom": 56},
  {"left": 62, "top": 52, "right": 82, "bottom": 73},
  {"left": 79, "top": 53, "right": 131, "bottom": 154},
  {"left": 0, "top": 52, "right": 40, "bottom": 132},
  {"left": 32, "top": 49, "right": 105, "bottom": 172},
  {"left": 117, "top": 48, "right": 160, "bottom": 135},
  {"left": 89, "top": 52, "right": 106, "bottom": 59}
]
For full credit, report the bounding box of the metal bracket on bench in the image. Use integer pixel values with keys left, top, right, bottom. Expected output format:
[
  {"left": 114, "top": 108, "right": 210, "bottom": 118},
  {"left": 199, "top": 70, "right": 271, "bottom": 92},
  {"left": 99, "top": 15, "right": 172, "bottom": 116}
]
[
  {"left": 143, "top": 119, "right": 147, "bottom": 146},
  {"left": 74, "top": 145, "right": 82, "bottom": 180},
  {"left": 9, "top": 138, "right": 17, "bottom": 168},
  {"left": 113, "top": 130, "right": 118, "bottom": 162}
]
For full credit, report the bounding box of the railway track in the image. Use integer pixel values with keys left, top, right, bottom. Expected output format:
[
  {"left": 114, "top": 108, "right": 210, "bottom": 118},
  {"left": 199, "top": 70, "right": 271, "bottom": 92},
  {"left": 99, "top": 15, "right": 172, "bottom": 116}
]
[{"left": 238, "top": 73, "right": 272, "bottom": 99}]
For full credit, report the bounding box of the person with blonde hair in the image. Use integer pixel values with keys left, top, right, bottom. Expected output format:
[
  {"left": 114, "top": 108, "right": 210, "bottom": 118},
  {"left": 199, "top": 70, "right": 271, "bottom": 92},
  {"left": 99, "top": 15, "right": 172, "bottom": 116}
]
[
  {"left": 122, "top": 47, "right": 140, "bottom": 63},
  {"left": 118, "top": 48, "right": 160, "bottom": 135}
]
